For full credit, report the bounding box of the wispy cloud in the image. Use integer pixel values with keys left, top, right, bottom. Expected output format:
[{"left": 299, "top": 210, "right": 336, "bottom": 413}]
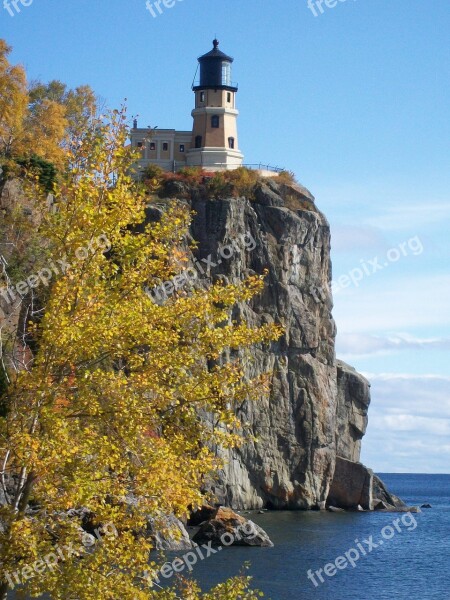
[
  {"left": 360, "top": 373, "right": 450, "bottom": 473},
  {"left": 338, "top": 333, "right": 450, "bottom": 359},
  {"left": 363, "top": 203, "right": 450, "bottom": 232}
]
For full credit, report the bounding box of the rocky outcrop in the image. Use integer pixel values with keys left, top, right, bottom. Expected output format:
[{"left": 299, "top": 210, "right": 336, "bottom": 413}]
[
  {"left": 327, "top": 365, "right": 407, "bottom": 511},
  {"left": 372, "top": 474, "right": 407, "bottom": 510},
  {"left": 327, "top": 457, "right": 373, "bottom": 510},
  {"left": 335, "top": 361, "right": 371, "bottom": 463},
  {"left": 146, "top": 177, "right": 402, "bottom": 512},
  {"left": 326, "top": 461, "right": 410, "bottom": 512},
  {"left": 1, "top": 174, "right": 402, "bottom": 516},
  {"left": 184, "top": 179, "right": 337, "bottom": 510},
  {"left": 192, "top": 507, "right": 273, "bottom": 547}
]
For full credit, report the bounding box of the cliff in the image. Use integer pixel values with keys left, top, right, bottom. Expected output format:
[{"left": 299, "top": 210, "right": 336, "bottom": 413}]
[
  {"left": 1, "top": 175, "right": 404, "bottom": 512},
  {"left": 153, "top": 176, "right": 402, "bottom": 511}
]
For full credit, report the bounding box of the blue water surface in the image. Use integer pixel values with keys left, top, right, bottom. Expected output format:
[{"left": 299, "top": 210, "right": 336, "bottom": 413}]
[{"left": 187, "top": 474, "right": 450, "bottom": 600}]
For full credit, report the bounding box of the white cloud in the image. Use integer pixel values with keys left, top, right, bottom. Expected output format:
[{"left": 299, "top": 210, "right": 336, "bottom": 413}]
[
  {"left": 360, "top": 373, "right": 450, "bottom": 473},
  {"left": 363, "top": 202, "right": 450, "bottom": 232},
  {"left": 374, "top": 414, "right": 450, "bottom": 436},
  {"left": 337, "top": 332, "right": 450, "bottom": 359}
]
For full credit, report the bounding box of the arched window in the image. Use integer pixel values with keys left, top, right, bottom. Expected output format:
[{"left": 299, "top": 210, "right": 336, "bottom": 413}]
[
  {"left": 228, "top": 137, "right": 235, "bottom": 149},
  {"left": 211, "top": 115, "right": 220, "bottom": 128},
  {"left": 195, "top": 135, "right": 203, "bottom": 149}
]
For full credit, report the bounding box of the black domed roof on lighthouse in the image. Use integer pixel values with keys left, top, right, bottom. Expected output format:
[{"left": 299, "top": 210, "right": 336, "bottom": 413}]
[
  {"left": 198, "top": 39, "right": 234, "bottom": 63},
  {"left": 193, "top": 39, "right": 238, "bottom": 92}
]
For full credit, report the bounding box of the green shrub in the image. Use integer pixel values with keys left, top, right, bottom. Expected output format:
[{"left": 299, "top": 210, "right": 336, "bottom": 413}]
[
  {"left": 143, "top": 163, "right": 165, "bottom": 181},
  {"left": 15, "top": 154, "right": 57, "bottom": 194}
]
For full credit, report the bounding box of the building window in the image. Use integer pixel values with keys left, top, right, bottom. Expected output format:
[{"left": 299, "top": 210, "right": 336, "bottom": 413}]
[
  {"left": 211, "top": 115, "right": 220, "bottom": 128},
  {"left": 137, "top": 141, "right": 143, "bottom": 148},
  {"left": 200, "top": 92, "right": 205, "bottom": 102},
  {"left": 149, "top": 142, "right": 156, "bottom": 151},
  {"left": 162, "top": 142, "right": 169, "bottom": 152},
  {"left": 227, "top": 92, "right": 231, "bottom": 103},
  {"left": 195, "top": 135, "right": 202, "bottom": 149},
  {"left": 222, "top": 62, "right": 231, "bottom": 86},
  {"left": 179, "top": 144, "right": 185, "bottom": 153},
  {"left": 228, "top": 137, "right": 235, "bottom": 149}
]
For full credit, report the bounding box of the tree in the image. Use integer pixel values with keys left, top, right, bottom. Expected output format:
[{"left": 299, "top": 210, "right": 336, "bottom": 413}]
[
  {"left": 0, "top": 107, "right": 280, "bottom": 599},
  {"left": 22, "top": 97, "right": 67, "bottom": 168},
  {"left": 28, "top": 80, "right": 97, "bottom": 147},
  {"left": 0, "top": 39, "right": 98, "bottom": 170},
  {"left": 0, "top": 41, "right": 28, "bottom": 158}
]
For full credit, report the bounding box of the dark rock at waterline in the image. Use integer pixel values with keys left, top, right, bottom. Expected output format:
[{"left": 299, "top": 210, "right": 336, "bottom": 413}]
[
  {"left": 374, "top": 501, "right": 390, "bottom": 511},
  {"left": 376, "top": 506, "right": 421, "bottom": 514},
  {"left": 421, "top": 503, "right": 432, "bottom": 509},
  {"left": 192, "top": 506, "right": 273, "bottom": 547},
  {"left": 327, "top": 457, "right": 373, "bottom": 510},
  {"left": 327, "top": 457, "right": 408, "bottom": 512},
  {"left": 372, "top": 474, "right": 407, "bottom": 509}
]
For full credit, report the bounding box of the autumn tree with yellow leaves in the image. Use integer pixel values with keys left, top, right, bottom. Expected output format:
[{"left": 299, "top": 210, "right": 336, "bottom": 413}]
[
  {"left": 0, "top": 40, "right": 97, "bottom": 170},
  {"left": 0, "top": 98, "right": 281, "bottom": 600}
]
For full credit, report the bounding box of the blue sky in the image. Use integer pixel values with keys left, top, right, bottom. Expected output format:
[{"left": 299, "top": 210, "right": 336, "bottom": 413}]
[{"left": 2, "top": 0, "right": 450, "bottom": 473}]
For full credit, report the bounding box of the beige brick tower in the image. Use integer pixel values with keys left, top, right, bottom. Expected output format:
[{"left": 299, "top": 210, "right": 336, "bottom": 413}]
[{"left": 187, "top": 40, "right": 244, "bottom": 170}]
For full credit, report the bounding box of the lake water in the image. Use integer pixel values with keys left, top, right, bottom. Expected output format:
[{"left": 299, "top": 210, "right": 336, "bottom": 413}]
[
  {"left": 11, "top": 474, "right": 450, "bottom": 599},
  {"left": 189, "top": 474, "right": 450, "bottom": 599}
]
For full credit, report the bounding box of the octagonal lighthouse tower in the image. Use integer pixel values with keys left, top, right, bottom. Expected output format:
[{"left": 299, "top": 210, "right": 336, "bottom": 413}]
[{"left": 187, "top": 40, "right": 244, "bottom": 170}]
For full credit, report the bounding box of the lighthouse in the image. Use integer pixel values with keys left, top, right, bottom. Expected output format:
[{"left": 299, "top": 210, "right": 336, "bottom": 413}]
[
  {"left": 130, "top": 40, "right": 244, "bottom": 175},
  {"left": 187, "top": 39, "right": 244, "bottom": 170}
]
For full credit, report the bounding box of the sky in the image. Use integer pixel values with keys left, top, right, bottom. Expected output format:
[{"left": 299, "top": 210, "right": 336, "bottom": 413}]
[{"left": 2, "top": 0, "right": 449, "bottom": 473}]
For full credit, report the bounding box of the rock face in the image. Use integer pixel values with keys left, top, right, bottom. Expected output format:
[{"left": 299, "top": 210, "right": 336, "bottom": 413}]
[
  {"left": 192, "top": 507, "right": 273, "bottom": 547},
  {"left": 163, "top": 178, "right": 401, "bottom": 512},
  {"left": 1, "top": 175, "right": 402, "bottom": 515},
  {"left": 335, "top": 361, "right": 371, "bottom": 463},
  {"left": 327, "top": 457, "right": 373, "bottom": 510},
  {"left": 372, "top": 474, "right": 407, "bottom": 510},
  {"left": 184, "top": 179, "right": 337, "bottom": 510}
]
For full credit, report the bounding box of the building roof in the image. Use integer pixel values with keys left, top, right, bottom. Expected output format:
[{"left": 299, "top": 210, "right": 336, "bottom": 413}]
[{"left": 198, "top": 39, "right": 234, "bottom": 63}]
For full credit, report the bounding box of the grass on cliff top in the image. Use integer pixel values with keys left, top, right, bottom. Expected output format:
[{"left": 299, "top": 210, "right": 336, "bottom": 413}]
[{"left": 140, "top": 164, "right": 299, "bottom": 201}]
